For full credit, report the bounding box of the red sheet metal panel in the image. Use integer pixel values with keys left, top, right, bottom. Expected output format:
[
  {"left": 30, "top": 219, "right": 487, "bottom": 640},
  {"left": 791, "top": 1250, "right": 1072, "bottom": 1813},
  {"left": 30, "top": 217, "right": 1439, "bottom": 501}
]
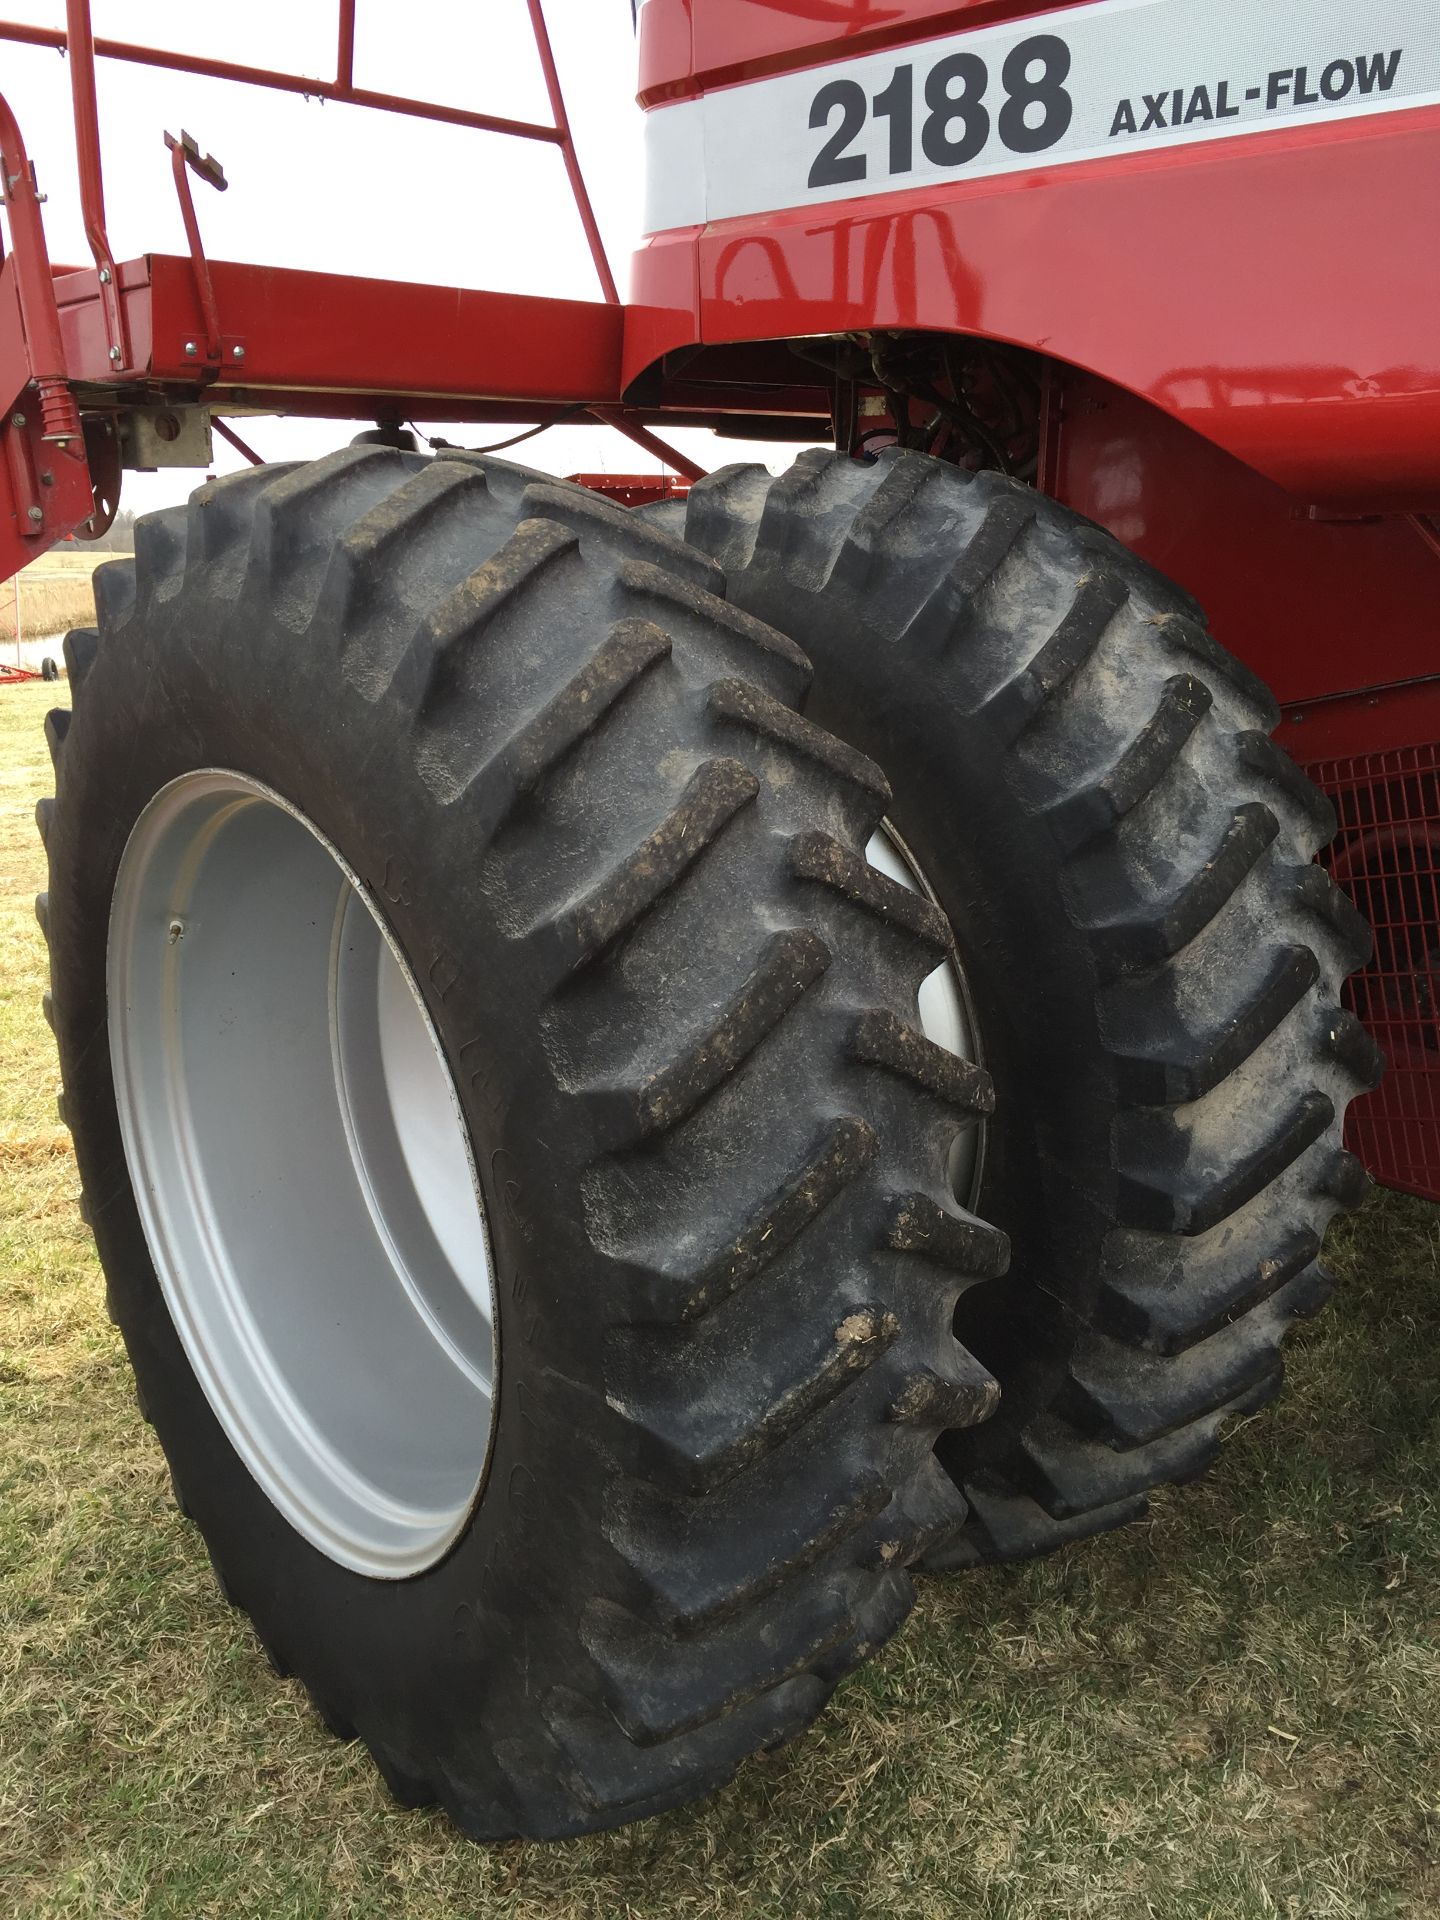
[
  {"left": 651, "top": 110, "right": 1440, "bottom": 508},
  {"left": 639, "top": 0, "right": 1098, "bottom": 104},
  {"left": 631, "top": 0, "right": 1440, "bottom": 510},
  {"left": 52, "top": 258, "right": 625, "bottom": 411},
  {"left": 1049, "top": 372, "right": 1440, "bottom": 709}
]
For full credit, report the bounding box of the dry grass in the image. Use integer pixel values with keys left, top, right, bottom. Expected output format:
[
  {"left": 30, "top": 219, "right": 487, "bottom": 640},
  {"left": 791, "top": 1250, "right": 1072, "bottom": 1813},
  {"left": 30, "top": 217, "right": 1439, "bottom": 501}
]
[
  {"left": 0, "top": 551, "right": 129, "bottom": 646},
  {"left": 1, "top": 679, "right": 1437, "bottom": 1917}
]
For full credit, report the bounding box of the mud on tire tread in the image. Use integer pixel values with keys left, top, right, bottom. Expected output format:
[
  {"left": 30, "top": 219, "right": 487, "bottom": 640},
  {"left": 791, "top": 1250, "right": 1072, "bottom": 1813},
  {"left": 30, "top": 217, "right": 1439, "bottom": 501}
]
[
  {"left": 35, "top": 447, "right": 1005, "bottom": 1836},
  {"left": 660, "top": 447, "right": 1375, "bottom": 1569}
]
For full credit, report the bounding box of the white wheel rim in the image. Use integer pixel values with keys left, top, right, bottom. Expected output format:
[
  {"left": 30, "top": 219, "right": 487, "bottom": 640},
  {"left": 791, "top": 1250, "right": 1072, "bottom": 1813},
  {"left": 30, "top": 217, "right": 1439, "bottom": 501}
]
[
  {"left": 866, "top": 822, "right": 986, "bottom": 1203},
  {"left": 108, "top": 771, "right": 499, "bottom": 1578}
]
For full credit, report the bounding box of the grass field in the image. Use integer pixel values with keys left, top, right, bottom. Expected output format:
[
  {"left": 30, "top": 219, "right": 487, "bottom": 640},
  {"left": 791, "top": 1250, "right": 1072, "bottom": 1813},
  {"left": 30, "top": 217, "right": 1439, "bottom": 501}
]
[
  {"left": 0, "top": 550, "right": 129, "bottom": 649},
  {"left": 0, "top": 678, "right": 1436, "bottom": 1918}
]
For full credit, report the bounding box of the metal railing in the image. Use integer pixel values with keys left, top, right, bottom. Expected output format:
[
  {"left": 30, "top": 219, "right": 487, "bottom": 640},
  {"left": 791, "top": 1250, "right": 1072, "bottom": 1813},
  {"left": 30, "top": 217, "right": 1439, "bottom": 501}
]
[{"left": 0, "top": 0, "right": 618, "bottom": 359}]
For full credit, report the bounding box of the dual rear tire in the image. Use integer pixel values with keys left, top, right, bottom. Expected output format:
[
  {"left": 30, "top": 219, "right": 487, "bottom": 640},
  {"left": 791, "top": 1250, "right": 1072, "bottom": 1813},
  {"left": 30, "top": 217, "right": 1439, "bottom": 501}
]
[{"left": 34, "top": 444, "right": 1375, "bottom": 1839}]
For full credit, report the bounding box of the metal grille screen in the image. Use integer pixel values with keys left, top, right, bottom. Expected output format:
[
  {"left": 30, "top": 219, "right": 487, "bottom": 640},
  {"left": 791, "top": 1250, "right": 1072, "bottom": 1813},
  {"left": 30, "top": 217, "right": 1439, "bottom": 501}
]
[{"left": 1307, "top": 742, "right": 1440, "bottom": 1203}]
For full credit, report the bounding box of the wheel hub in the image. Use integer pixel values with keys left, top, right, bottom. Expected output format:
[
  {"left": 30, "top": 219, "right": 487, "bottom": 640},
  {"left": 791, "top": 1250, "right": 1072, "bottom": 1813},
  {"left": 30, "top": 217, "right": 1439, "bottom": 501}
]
[
  {"left": 866, "top": 822, "right": 986, "bottom": 1203},
  {"left": 108, "top": 771, "right": 498, "bottom": 1578}
]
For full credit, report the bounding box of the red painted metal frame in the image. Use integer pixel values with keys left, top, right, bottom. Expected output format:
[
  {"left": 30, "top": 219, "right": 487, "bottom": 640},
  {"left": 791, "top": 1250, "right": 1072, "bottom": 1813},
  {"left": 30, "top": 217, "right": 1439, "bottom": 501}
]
[
  {"left": 0, "top": 0, "right": 635, "bottom": 582},
  {"left": 565, "top": 472, "right": 692, "bottom": 508},
  {"left": 526, "top": 0, "right": 619, "bottom": 308},
  {"left": 588, "top": 407, "right": 706, "bottom": 482},
  {"left": 0, "top": 91, "right": 97, "bottom": 554},
  {"left": 61, "top": 0, "right": 127, "bottom": 366},
  {"left": 164, "top": 131, "right": 226, "bottom": 365},
  {"left": 0, "top": 101, "right": 80, "bottom": 445},
  {"left": 49, "top": 254, "right": 626, "bottom": 411},
  {"left": 23, "top": 0, "right": 619, "bottom": 320},
  {"left": 3, "top": 11, "right": 573, "bottom": 155}
]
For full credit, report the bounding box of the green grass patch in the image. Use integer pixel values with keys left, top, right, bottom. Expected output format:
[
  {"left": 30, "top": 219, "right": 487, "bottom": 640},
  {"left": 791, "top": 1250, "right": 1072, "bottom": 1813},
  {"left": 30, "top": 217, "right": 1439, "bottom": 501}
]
[{"left": 1, "top": 679, "right": 1436, "bottom": 1917}]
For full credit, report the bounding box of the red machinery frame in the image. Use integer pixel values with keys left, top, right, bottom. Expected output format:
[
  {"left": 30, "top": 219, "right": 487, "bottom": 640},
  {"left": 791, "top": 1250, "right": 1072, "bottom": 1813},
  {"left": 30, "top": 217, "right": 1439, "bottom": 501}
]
[
  {"left": 0, "top": 0, "right": 764, "bottom": 584},
  {"left": 3, "top": 0, "right": 1437, "bottom": 1198}
]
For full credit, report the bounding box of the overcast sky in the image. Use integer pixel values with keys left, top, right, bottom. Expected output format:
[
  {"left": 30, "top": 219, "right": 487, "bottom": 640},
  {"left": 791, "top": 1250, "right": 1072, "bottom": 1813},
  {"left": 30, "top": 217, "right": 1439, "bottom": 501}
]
[{"left": 4, "top": 0, "right": 811, "bottom": 509}]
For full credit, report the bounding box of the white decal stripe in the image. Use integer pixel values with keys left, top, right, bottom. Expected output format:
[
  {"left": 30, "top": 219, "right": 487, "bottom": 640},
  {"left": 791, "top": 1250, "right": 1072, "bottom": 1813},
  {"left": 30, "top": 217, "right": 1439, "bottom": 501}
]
[{"left": 644, "top": 0, "right": 1440, "bottom": 232}]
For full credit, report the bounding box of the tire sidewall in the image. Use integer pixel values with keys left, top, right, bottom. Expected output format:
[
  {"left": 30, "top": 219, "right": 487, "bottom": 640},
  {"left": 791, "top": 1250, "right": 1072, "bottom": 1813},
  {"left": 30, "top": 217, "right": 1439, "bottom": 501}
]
[{"left": 48, "top": 581, "right": 615, "bottom": 1791}]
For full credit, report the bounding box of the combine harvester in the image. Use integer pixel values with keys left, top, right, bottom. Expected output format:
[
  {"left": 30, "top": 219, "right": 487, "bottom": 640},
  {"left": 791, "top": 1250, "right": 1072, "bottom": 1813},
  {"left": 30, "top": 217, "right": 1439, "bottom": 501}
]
[{"left": 2, "top": 0, "right": 1432, "bottom": 1839}]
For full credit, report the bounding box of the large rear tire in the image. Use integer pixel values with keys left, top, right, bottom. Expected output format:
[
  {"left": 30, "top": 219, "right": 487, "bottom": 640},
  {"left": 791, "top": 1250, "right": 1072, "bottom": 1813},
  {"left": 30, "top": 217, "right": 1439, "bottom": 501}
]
[
  {"left": 658, "top": 448, "right": 1379, "bottom": 1567},
  {"left": 35, "top": 449, "right": 1006, "bottom": 1836}
]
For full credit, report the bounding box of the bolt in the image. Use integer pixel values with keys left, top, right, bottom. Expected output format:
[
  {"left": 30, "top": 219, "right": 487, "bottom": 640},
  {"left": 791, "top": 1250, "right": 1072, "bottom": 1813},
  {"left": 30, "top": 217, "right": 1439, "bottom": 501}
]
[
  {"left": 98, "top": 267, "right": 111, "bottom": 284},
  {"left": 10, "top": 411, "right": 24, "bottom": 427},
  {"left": 168, "top": 919, "right": 185, "bottom": 944},
  {"left": 27, "top": 505, "right": 43, "bottom": 523},
  {"left": 183, "top": 341, "right": 198, "bottom": 358},
  {"left": 231, "top": 344, "right": 246, "bottom": 361},
  {"left": 108, "top": 345, "right": 121, "bottom": 362}
]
